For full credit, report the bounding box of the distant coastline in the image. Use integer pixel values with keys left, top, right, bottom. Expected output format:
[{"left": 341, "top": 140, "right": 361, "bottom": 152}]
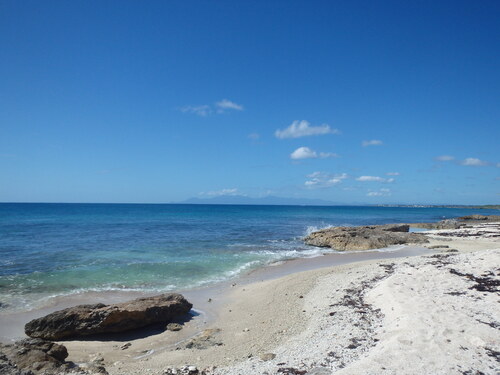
[{"left": 1, "top": 200, "right": 499, "bottom": 209}]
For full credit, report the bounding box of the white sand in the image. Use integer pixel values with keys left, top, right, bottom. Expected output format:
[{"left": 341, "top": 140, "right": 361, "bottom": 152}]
[{"left": 58, "top": 224, "right": 500, "bottom": 374}]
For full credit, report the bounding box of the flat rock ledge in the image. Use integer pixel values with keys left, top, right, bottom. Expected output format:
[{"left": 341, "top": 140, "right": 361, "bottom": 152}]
[
  {"left": 25, "top": 293, "right": 192, "bottom": 341},
  {"left": 304, "top": 224, "right": 429, "bottom": 251},
  {"left": 409, "top": 215, "right": 500, "bottom": 230}
]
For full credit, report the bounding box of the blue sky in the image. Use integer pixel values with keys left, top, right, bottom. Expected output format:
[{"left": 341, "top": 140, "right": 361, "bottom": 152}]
[{"left": 1, "top": 0, "right": 499, "bottom": 204}]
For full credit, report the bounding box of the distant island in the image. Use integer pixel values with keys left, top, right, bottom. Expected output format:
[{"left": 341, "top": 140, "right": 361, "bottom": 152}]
[{"left": 180, "top": 195, "right": 344, "bottom": 206}]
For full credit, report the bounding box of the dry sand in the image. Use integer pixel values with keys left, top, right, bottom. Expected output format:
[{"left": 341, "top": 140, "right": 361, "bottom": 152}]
[{"left": 56, "top": 224, "right": 500, "bottom": 375}]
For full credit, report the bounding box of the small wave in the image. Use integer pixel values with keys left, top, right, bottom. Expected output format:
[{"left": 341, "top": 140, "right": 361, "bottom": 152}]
[{"left": 250, "top": 247, "right": 333, "bottom": 259}]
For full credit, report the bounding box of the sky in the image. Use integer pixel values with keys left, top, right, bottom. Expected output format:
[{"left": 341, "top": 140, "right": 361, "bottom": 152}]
[{"left": 0, "top": 0, "right": 499, "bottom": 205}]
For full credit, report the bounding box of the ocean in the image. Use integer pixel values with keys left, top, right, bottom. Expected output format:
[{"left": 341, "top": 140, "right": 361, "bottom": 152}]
[{"left": 0, "top": 203, "right": 497, "bottom": 313}]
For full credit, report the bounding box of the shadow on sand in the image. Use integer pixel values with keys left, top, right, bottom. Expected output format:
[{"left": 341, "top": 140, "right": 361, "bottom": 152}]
[{"left": 57, "top": 310, "right": 199, "bottom": 342}]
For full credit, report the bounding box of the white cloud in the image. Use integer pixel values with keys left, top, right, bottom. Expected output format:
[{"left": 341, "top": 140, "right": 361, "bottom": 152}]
[
  {"left": 367, "top": 188, "right": 392, "bottom": 197},
  {"left": 356, "top": 176, "right": 394, "bottom": 183},
  {"left": 290, "top": 147, "right": 339, "bottom": 160},
  {"left": 216, "top": 99, "right": 244, "bottom": 111},
  {"left": 362, "top": 140, "right": 383, "bottom": 147},
  {"left": 305, "top": 172, "right": 348, "bottom": 188},
  {"left": 497, "top": 163, "right": 500, "bottom": 168},
  {"left": 460, "top": 157, "right": 488, "bottom": 166},
  {"left": 202, "top": 188, "right": 242, "bottom": 197},
  {"left": 180, "top": 105, "right": 212, "bottom": 117},
  {"left": 386, "top": 172, "right": 400, "bottom": 176},
  {"left": 435, "top": 155, "right": 455, "bottom": 161},
  {"left": 275, "top": 120, "right": 340, "bottom": 139},
  {"left": 248, "top": 133, "right": 260, "bottom": 140},
  {"left": 291, "top": 147, "right": 317, "bottom": 160}
]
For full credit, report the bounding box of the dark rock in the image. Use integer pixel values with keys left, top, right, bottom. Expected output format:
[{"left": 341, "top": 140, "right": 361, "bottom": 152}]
[
  {"left": 0, "top": 352, "right": 32, "bottom": 375},
  {"left": 0, "top": 339, "right": 70, "bottom": 375},
  {"left": 379, "top": 224, "right": 410, "bottom": 232},
  {"left": 25, "top": 293, "right": 192, "bottom": 340},
  {"left": 304, "top": 224, "right": 428, "bottom": 251},
  {"left": 277, "top": 368, "right": 307, "bottom": 374},
  {"left": 166, "top": 323, "right": 183, "bottom": 332},
  {"left": 164, "top": 366, "right": 201, "bottom": 375}
]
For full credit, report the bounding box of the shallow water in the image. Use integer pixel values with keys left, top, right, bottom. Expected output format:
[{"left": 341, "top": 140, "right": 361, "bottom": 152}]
[{"left": 0, "top": 203, "right": 496, "bottom": 313}]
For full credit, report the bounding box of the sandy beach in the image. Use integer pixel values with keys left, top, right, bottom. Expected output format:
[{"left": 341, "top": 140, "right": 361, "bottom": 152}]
[{"left": 33, "top": 223, "right": 497, "bottom": 375}]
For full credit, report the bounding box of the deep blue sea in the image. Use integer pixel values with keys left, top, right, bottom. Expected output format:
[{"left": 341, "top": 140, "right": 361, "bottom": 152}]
[{"left": 1, "top": 203, "right": 498, "bottom": 313}]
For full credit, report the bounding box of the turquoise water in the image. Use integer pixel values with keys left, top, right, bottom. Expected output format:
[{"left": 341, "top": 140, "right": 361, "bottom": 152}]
[{"left": 0, "top": 203, "right": 497, "bottom": 312}]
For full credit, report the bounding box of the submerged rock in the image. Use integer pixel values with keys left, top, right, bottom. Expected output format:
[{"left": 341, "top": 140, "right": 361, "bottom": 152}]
[
  {"left": 304, "top": 224, "right": 428, "bottom": 251},
  {"left": 25, "top": 293, "right": 193, "bottom": 340}
]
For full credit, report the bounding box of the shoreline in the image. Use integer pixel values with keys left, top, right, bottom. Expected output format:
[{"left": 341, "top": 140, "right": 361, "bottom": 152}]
[
  {"left": 0, "top": 244, "right": 432, "bottom": 343},
  {"left": 66, "top": 225, "right": 499, "bottom": 375},
  {"left": 1, "top": 221, "right": 499, "bottom": 375}
]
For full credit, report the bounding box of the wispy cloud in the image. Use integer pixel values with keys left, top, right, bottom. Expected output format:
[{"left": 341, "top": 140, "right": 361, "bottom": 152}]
[
  {"left": 180, "top": 99, "right": 243, "bottom": 116},
  {"left": 180, "top": 105, "right": 212, "bottom": 117},
  {"left": 318, "top": 152, "right": 339, "bottom": 158},
  {"left": 435, "top": 155, "right": 455, "bottom": 161},
  {"left": 386, "top": 172, "right": 400, "bottom": 176},
  {"left": 356, "top": 175, "right": 394, "bottom": 183},
  {"left": 436, "top": 155, "right": 499, "bottom": 167},
  {"left": 275, "top": 120, "right": 340, "bottom": 139},
  {"left": 248, "top": 133, "right": 260, "bottom": 140},
  {"left": 200, "top": 188, "right": 243, "bottom": 197},
  {"left": 290, "top": 147, "right": 339, "bottom": 160},
  {"left": 305, "top": 172, "right": 348, "bottom": 188},
  {"left": 460, "top": 157, "right": 488, "bottom": 166},
  {"left": 216, "top": 99, "right": 244, "bottom": 111},
  {"left": 367, "top": 188, "right": 391, "bottom": 197},
  {"left": 362, "top": 140, "right": 383, "bottom": 147}
]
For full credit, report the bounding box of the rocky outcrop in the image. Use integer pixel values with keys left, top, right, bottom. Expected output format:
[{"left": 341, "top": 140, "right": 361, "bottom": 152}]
[
  {"left": 409, "top": 215, "right": 500, "bottom": 230},
  {"left": 0, "top": 338, "right": 108, "bottom": 375},
  {"left": 25, "top": 293, "right": 192, "bottom": 340},
  {"left": 304, "top": 224, "right": 428, "bottom": 251},
  {"left": 458, "top": 214, "right": 500, "bottom": 222},
  {"left": 0, "top": 339, "right": 66, "bottom": 374},
  {"left": 409, "top": 219, "right": 462, "bottom": 230}
]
